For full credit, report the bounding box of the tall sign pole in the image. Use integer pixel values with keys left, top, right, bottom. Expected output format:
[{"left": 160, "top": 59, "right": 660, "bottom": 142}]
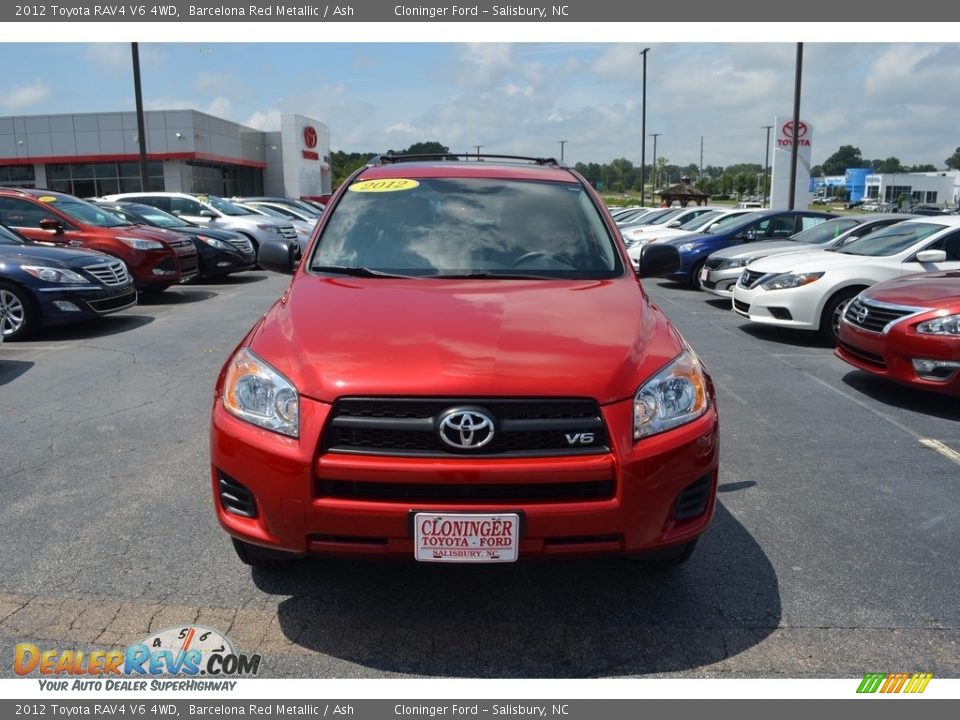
[
  {"left": 639, "top": 48, "right": 650, "bottom": 206},
  {"left": 788, "top": 43, "right": 803, "bottom": 210},
  {"left": 131, "top": 43, "right": 149, "bottom": 192}
]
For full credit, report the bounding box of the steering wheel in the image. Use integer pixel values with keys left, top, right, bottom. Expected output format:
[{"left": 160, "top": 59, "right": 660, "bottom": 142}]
[{"left": 511, "top": 251, "right": 575, "bottom": 268}]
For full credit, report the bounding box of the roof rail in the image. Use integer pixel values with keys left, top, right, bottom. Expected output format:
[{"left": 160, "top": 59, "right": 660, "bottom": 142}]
[{"left": 372, "top": 153, "right": 560, "bottom": 167}]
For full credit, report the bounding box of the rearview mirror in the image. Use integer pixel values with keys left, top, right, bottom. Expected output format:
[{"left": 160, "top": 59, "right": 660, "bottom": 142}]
[
  {"left": 637, "top": 243, "right": 680, "bottom": 278},
  {"left": 915, "top": 249, "right": 947, "bottom": 263},
  {"left": 257, "top": 239, "right": 299, "bottom": 274}
]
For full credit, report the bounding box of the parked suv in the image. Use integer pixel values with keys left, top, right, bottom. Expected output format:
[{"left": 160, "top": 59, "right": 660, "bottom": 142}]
[
  {"left": 0, "top": 188, "right": 196, "bottom": 292},
  {"left": 210, "top": 154, "right": 719, "bottom": 569},
  {"left": 103, "top": 191, "right": 297, "bottom": 259}
]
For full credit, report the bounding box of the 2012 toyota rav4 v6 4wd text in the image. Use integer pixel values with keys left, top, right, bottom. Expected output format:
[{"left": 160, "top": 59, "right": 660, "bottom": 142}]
[{"left": 210, "top": 155, "right": 719, "bottom": 568}]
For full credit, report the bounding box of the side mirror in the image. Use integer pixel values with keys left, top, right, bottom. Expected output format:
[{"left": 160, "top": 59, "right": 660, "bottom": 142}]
[
  {"left": 636, "top": 243, "right": 680, "bottom": 278},
  {"left": 39, "top": 218, "right": 64, "bottom": 235},
  {"left": 667, "top": 220, "right": 682, "bottom": 228},
  {"left": 915, "top": 249, "right": 947, "bottom": 263},
  {"left": 257, "top": 239, "right": 299, "bottom": 274},
  {"left": 199, "top": 209, "right": 217, "bottom": 220}
]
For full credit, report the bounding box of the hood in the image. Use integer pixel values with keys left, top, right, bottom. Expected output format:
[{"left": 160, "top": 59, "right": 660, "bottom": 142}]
[
  {"left": 114, "top": 224, "right": 185, "bottom": 243},
  {"left": 746, "top": 249, "right": 875, "bottom": 274},
  {"left": 864, "top": 270, "right": 960, "bottom": 306},
  {"left": 0, "top": 243, "right": 110, "bottom": 266},
  {"left": 249, "top": 276, "right": 685, "bottom": 404},
  {"left": 708, "top": 240, "right": 815, "bottom": 260}
]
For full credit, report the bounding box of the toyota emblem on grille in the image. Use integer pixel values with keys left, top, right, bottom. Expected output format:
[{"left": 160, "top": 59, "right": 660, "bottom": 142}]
[
  {"left": 437, "top": 407, "right": 495, "bottom": 449},
  {"left": 856, "top": 305, "right": 869, "bottom": 324}
]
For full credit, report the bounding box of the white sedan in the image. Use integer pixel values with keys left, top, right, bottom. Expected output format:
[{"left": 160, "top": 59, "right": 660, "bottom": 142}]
[{"left": 731, "top": 216, "right": 960, "bottom": 344}]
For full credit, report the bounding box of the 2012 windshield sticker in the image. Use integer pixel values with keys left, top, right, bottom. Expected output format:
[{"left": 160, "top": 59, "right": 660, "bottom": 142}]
[
  {"left": 15, "top": 6, "right": 182, "bottom": 18},
  {"left": 349, "top": 179, "right": 420, "bottom": 193}
]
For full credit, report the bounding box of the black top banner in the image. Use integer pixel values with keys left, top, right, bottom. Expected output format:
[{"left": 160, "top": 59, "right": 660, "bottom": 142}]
[{"left": 4, "top": 0, "right": 960, "bottom": 22}]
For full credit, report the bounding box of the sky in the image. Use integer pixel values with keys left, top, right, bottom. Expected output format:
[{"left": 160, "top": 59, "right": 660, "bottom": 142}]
[{"left": 1, "top": 41, "right": 959, "bottom": 170}]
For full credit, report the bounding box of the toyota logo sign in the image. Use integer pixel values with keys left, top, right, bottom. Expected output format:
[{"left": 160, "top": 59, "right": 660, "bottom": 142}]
[
  {"left": 782, "top": 120, "right": 808, "bottom": 139},
  {"left": 437, "top": 407, "right": 495, "bottom": 450},
  {"left": 303, "top": 126, "right": 318, "bottom": 149}
]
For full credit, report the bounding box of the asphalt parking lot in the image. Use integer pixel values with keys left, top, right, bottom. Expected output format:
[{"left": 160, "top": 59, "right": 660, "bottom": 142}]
[{"left": 1, "top": 271, "right": 958, "bottom": 678}]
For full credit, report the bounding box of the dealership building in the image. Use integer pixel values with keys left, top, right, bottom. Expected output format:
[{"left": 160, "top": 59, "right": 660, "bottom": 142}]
[
  {"left": 0, "top": 110, "right": 332, "bottom": 199},
  {"left": 812, "top": 168, "right": 959, "bottom": 206}
]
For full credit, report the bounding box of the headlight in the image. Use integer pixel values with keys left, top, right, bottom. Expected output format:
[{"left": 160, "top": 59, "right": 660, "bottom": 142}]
[
  {"left": 197, "top": 235, "right": 231, "bottom": 250},
  {"left": 718, "top": 257, "right": 750, "bottom": 270},
  {"left": 759, "top": 271, "right": 824, "bottom": 291},
  {"left": 117, "top": 236, "right": 164, "bottom": 250},
  {"left": 257, "top": 224, "right": 283, "bottom": 234},
  {"left": 296, "top": 227, "right": 311, "bottom": 236},
  {"left": 21, "top": 265, "right": 88, "bottom": 284},
  {"left": 633, "top": 351, "right": 709, "bottom": 440},
  {"left": 916, "top": 314, "right": 960, "bottom": 336},
  {"left": 222, "top": 348, "right": 300, "bottom": 437},
  {"left": 677, "top": 243, "right": 695, "bottom": 253}
]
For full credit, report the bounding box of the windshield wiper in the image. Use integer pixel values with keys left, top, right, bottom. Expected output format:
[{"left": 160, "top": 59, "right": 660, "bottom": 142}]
[
  {"left": 426, "top": 272, "right": 554, "bottom": 280},
  {"left": 311, "top": 265, "right": 419, "bottom": 279}
]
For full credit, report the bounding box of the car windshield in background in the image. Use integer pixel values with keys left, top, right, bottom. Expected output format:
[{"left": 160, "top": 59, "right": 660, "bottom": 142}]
[
  {"left": 124, "top": 204, "right": 192, "bottom": 229},
  {"left": 789, "top": 217, "right": 861, "bottom": 245},
  {"left": 55, "top": 199, "right": 127, "bottom": 228},
  {"left": 247, "top": 204, "right": 287, "bottom": 218},
  {"left": 200, "top": 195, "right": 254, "bottom": 217},
  {"left": 0, "top": 224, "right": 26, "bottom": 245},
  {"left": 677, "top": 210, "right": 722, "bottom": 231},
  {"left": 312, "top": 177, "right": 623, "bottom": 279},
  {"left": 838, "top": 222, "right": 941, "bottom": 256}
]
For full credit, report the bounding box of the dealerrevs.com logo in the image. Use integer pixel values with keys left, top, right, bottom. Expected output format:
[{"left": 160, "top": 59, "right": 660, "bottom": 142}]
[
  {"left": 15, "top": 625, "right": 261, "bottom": 691},
  {"left": 857, "top": 673, "right": 933, "bottom": 694}
]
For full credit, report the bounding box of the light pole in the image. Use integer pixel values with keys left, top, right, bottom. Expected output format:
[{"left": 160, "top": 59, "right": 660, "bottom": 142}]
[
  {"left": 639, "top": 47, "right": 650, "bottom": 206},
  {"left": 475, "top": 145, "right": 482, "bottom": 161},
  {"left": 558, "top": 140, "right": 567, "bottom": 163},
  {"left": 649, "top": 133, "right": 661, "bottom": 196},
  {"left": 762, "top": 124, "right": 773, "bottom": 207},
  {"left": 787, "top": 43, "right": 803, "bottom": 210},
  {"left": 130, "top": 43, "right": 149, "bottom": 192}
]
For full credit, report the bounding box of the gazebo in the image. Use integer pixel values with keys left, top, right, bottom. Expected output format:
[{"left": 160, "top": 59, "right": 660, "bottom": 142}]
[{"left": 658, "top": 176, "right": 709, "bottom": 207}]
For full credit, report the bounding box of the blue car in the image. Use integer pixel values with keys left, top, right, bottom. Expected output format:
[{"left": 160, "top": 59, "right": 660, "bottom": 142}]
[
  {"left": 0, "top": 223, "right": 137, "bottom": 340},
  {"left": 660, "top": 209, "right": 836, "bottom": 287}
]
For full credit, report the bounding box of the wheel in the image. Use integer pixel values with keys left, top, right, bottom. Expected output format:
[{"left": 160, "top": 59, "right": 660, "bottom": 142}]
[
  {"left": 819, "top": 288, "right": 861, "bottom": 346},
  {"left": 231, "top": 538, "right": 299, "bottom": 569},
  {"left": 625, "top": 538, "right": 698, "bottom": 567},
  {"left": 689, "top": 260, "right": 706, "bottom": 289},
  {"left": 0, "top": 282, "right": 38, "bottom": 341}
]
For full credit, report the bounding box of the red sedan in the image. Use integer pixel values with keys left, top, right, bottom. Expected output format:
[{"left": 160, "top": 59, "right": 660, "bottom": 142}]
[{"left": 836, "top": 271, "right": 960, "bottom": 396}]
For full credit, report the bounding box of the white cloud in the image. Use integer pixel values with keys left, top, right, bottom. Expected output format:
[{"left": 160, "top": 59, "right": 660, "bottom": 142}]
[{"left": 0, "top": 80, "right": 49, "bottom": 110}]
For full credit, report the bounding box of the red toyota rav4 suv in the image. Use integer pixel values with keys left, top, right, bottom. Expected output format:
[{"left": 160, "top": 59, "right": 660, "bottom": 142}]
[
  {"left": 211, "top": 155, "right": 719, "bottom": 568},
  {"left": 0, "top": 188, "right": 198, "bottom": 292}
]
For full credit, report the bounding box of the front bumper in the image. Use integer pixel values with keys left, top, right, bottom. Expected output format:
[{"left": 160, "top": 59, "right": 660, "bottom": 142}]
[
  {"left": 731, "top": 281, "right": 823, "bottom": 330},
  {"left": 700, "top": 267, "right": 741, "bottom": 298},
  {"left": 37, "top": 283, "right": 137, "bottom": 326},
  {"left": 836, "top": 320, "right": 960, "bottom": 396},
  {"left": 195, "top": 241, "right": 256, "bottom": 276},
  {"left": 210, "top": 396, "right": 720, "bottom": 559}
]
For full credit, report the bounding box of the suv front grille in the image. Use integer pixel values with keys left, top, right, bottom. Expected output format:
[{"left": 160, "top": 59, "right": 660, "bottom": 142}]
[
  {"left": 279, "top": 225, "right": 297, "bottom": 240},
  {"left": 83, "top": 260, "right": 130, "bottom": 287},
  {"left": 317, "top": 479, "right": 615, "bottom": 503},
  {"left": 844, "top": 297, "right": 924, "bottom": 334},
  {"left": 322, "top": 398, "right": 609, "bottom": 458}
]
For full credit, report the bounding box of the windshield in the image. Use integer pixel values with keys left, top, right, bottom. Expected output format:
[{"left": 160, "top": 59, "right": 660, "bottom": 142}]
[
  {"left": 196, "top": 195, "right": 254, "bottom": 217},
  {"left": 0, "top": 224, "right": 26, "bottom": 245},
  {"left": 54, "top": 198, "right": 127, "bottom": 228},
  {"left": 625, "top": 208, "right": 676, "bottom": 226},
  {"left": 122, "top": 203, "right": 191, "bottom": 229},
  {"left": 246, "top": 204, "right": 287, "bottom": 219},
  {"left": 311, "top": 177, "right": 623, "bottom": 279},
  {"left": 788, "top": 217, "right": 861, "bottom": 245},
  {"left": 838, "top": 222, "right": 941, "bottom": 256}
]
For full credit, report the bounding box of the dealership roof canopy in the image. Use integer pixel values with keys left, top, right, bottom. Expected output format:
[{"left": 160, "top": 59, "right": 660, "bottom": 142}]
[{"left": 658, "top": 177, "right": 709, "bottom": 207}]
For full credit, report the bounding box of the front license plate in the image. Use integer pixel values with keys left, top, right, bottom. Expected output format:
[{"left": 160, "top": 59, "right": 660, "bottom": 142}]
[
  {"left": 414, "top": 512, "right": 519, "bottom": 563},
  {"left": 699, "top": 266, "right": 709, "bottom": 283}
]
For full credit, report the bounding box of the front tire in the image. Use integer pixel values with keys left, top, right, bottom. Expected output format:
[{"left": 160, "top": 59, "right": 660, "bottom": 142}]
[
  {"left": 819, "top": 288, "right": 861, "bottom": 346},
  {"left": 0, "top": 282, "right": 38, "bottom": 341},
  {"left": 689, "top": 260, "right": 706, "bottom": 289}
]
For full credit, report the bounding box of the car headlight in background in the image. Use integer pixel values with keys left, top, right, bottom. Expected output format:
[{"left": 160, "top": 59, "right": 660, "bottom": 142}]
[
  {"left": 117, "top": 236, "right": 164, "bottom": 250},
  {"left": 196, "top": 235, "right": 232, "bottom": 250},
  {"left": 677, "top": 243, "right": 696, "bottom": 253},
  {"left": 21, "top": 265, "right": 89, "bottom": 284},
  {"left": 257, "top": 224, "right": 283, "bottom": 234},
  {"left": 916, "top": 314, "right": 960, "bottom": 336},
  {"left": 717, "top": 257, "right": 750, "bottom": 270},
  {"left": 633, "top": 350, "right": 709, "bottom": 440},
  {"left": 222, "top": 348, "right": 300, "bottom": 437},
  {"left": 759, "top": 271, "right": 824, "bottom": 291}
]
